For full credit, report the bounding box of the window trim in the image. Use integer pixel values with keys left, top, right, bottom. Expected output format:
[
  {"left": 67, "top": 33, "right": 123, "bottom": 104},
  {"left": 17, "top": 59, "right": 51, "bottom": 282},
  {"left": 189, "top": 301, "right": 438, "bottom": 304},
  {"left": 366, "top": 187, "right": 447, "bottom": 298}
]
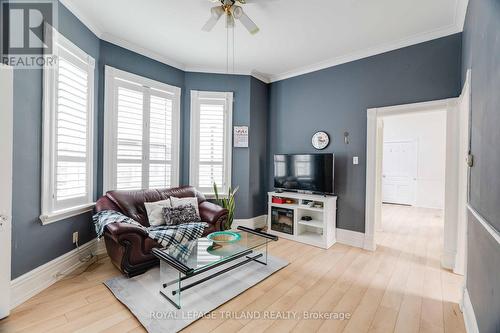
[
  {"left": 40, "top": 26, "right": 95, "bottom": 225},
  {"left": 189, "top": 90, "right": 233, "bottom": 196},
  {"left": 103, "top": 65, "right": 181, "bottom": 193}
]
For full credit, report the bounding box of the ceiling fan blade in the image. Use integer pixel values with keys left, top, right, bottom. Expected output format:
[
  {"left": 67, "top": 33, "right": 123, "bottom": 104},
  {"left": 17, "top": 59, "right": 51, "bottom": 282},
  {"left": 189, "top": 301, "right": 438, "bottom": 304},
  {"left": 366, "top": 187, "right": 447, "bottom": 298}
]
[
  {"left": 232, "top": 6, "right": 259, "bottom": 34},
  {"left": 202, "top": 6, "right": 225, "bottom": 32}
]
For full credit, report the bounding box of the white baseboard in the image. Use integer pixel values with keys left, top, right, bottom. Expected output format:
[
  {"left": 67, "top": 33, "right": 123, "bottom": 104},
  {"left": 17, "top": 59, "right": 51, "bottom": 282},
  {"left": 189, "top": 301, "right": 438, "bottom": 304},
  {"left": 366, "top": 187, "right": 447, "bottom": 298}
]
[
  {"left": 10, "top": 238, "right": 102, "bottom": 309},
  {"left": 232, "top": 215, "right": 267, "bottom": 230},
  {"left": 336, "top": 228, "right": 366, "bottom": 249},
  {"left": 462, "top": 288, "right": 479, "bottom": 333}
]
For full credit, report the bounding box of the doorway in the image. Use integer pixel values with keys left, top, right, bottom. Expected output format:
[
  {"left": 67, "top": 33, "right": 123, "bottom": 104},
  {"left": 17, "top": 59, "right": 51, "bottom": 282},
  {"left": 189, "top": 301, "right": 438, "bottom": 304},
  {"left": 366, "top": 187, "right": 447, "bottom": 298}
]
[
  {"left": 365, "top": 95, "right": 470, "bottom": 273},
  {"left": 378, "top": 110, "right": 447, "bottom": 264},
  {"left": 0, "top": 64, "right": 13, "bottom": 318}
]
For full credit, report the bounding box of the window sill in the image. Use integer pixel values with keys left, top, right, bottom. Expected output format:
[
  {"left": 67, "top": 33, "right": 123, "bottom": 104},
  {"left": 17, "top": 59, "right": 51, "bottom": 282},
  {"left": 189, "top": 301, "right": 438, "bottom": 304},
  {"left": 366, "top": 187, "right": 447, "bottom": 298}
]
[
  {"left": 203, "top": 193, "right": 228, "bottom": 200},
  {"left": 39, "top": 203, "right": 95, "bottom": 225}
]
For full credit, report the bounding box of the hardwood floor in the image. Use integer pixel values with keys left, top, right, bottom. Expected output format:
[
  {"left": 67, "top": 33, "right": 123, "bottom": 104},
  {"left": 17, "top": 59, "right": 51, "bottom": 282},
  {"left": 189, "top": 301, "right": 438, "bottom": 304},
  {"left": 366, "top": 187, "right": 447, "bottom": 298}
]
[{"left": 0, "top": 204, "right": 466, "bottom": 333}]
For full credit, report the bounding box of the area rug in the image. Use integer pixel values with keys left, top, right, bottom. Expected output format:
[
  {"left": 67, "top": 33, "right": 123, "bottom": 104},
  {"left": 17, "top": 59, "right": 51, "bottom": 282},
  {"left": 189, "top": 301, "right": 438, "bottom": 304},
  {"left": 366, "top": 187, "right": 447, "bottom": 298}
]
[{"left": 104, "top": 255, "right": 288, "bottom": 333}]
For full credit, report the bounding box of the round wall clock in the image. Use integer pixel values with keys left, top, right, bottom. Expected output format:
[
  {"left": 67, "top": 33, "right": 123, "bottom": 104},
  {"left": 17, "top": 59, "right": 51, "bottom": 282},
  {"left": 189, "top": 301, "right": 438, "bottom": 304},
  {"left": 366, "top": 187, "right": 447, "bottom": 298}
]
[{"left": 312, "top": 131, "right": 330, "bottom": 150}]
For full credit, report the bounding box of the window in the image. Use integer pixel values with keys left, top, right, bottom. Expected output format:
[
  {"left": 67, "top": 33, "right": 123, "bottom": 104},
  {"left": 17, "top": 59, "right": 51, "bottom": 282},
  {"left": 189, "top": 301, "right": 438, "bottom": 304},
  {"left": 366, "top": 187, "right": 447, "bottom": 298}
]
[
  {"left": 104, "top": 66, "right": 181, "bottom": 192},
  {"left": 190, "top": 91, "right": 233, "bottom": 195},
  {"left": 41, "top": 29, "right": 95, "bottom": 224}
]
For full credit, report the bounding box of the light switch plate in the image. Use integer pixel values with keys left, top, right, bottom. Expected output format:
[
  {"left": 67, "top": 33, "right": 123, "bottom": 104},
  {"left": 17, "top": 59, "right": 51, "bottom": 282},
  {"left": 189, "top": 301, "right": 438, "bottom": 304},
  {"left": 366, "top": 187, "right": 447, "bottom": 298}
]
[{"left": 353, "top": 156, "right": 359, "bottom": 165}]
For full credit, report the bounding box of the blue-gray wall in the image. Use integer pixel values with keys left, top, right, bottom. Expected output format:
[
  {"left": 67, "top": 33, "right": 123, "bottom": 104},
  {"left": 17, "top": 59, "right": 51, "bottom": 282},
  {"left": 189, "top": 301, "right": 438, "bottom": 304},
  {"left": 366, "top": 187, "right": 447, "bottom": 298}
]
[
  {"left": 11, "top": 3, "right": 100, "bottom": 278},
  {"left": 268, "top": 34, "right": 462, "bottom": 232},
  {"left": 462, "top": 0, "right": 500, "bottom": 331},
  {"left": 10, "top": 1, "right": 466, "bottom": 279},
  {"left": 183, "top": 72, "right": 254, "bottom": 218},
  {"left": 97, "top": 40, "right": 185, "bottom": 195},
  {"left": 10, "top": 2, "right": 267, "bottom": 278},
  {"left": 249, "top": 77, "right": 269, "bottom": 216}
]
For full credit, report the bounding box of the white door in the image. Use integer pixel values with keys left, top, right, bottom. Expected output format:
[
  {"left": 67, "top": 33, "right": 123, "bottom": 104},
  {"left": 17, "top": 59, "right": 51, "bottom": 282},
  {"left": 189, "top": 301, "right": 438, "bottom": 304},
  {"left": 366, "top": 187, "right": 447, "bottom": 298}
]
[
  {"left": 382, "top": 141, "right": 417, "bottom": 205},
  {"left": 0, "top": 65, "right": 13, "bottom": 318}
]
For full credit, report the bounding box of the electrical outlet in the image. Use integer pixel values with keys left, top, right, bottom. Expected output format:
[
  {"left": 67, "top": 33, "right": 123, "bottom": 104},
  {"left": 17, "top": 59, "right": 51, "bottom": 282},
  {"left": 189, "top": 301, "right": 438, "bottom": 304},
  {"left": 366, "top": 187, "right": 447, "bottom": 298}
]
[
  {"left": 72, "top": 231, "right": 79, "bottom": 244},
  {"left": 353, "top": 156, "right": 359, "bottom": 165}
]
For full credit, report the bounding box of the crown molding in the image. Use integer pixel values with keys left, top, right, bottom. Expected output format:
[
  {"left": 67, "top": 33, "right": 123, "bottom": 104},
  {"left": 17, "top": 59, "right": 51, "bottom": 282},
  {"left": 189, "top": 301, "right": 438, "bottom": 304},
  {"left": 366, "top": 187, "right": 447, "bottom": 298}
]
[
  {"left": 184, "top": 65, "right": 271, "bottom": 84},
  {"left": 60, "top": 0, "right": 468, "bottom": 85},
  {"left": 250, "top": 71, "right": 271, "bottom": 84},
  {"left": 268, "top": 23, "right": 462, "bottom": 82},
  {"left": 100, "top": 33, "right": 187, "bottom": 71},
  {"left": 59, "top": 0, "right": 103, "bottom": 38}
]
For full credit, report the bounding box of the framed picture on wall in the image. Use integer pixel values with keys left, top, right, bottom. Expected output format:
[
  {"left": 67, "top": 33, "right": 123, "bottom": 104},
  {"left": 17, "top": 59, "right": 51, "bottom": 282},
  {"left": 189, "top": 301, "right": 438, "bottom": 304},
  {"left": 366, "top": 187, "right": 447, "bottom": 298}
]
[{"left": 234, "top": 126, "right": 248, "bottom": 148}]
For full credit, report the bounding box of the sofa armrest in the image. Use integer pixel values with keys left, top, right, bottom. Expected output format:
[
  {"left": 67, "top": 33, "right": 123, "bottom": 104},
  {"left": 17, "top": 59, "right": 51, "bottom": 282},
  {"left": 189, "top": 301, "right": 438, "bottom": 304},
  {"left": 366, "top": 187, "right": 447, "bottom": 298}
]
[
  {"left": 199, "top": 201, "right": 228, "bottom": 225},
  {"left": 105, "top": 222, "right": 148, "bottom": 242}
]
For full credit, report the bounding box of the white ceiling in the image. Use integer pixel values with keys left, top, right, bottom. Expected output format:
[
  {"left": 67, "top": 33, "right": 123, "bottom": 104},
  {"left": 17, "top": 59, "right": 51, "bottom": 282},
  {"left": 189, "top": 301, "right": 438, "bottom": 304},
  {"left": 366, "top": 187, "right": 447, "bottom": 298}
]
[{"left": 61, "top": 0, "right": 468, "bottom": 82}]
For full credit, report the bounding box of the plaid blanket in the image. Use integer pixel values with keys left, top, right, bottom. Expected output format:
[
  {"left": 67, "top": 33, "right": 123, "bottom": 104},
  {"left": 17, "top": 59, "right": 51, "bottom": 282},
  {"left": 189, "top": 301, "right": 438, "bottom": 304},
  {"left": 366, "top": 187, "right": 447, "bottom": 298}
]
[{"left": 93, "top": 210, "right": 207, "bottom": 261}]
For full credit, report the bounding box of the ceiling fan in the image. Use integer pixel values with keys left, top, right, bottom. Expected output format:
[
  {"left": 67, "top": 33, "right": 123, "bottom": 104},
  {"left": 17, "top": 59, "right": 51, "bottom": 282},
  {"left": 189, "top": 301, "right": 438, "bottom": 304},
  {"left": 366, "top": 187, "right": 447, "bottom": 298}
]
[{"left": 202, "top": 0, "right": 260, "bottom": 35}]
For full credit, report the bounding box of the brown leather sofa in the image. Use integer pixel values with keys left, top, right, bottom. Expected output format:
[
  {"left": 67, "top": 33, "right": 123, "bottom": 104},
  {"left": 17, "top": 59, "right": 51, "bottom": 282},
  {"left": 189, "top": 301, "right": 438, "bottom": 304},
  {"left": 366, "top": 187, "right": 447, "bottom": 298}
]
[{"left": 95, "top": 186, "right": 228, "bottom": 277}]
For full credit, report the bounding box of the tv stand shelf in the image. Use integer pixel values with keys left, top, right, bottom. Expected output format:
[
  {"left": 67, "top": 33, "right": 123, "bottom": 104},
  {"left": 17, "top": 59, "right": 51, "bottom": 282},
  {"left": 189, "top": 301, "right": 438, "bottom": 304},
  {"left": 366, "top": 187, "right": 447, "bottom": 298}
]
[{"left": 267, "top": 191, "right": 337, "bottom": 249}]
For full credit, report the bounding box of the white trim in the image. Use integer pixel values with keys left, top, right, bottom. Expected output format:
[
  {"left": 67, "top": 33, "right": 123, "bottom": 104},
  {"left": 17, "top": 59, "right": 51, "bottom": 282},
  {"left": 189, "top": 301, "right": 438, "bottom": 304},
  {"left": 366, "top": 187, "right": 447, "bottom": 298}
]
[
  {"left": 59, "top": 0, "right": 103, "bottom": 38},
  {"left": 336, "top": 228, "right": 366, "bottom": 249},
  {"left": 41, "top": 25, "right": 95, "bottom": 223},
  {"left": 60, "top": 0, "right": 469, "bottom": 83},
  {"left": 268, "top": 24, "right": 461, "bottom": 82},
  {"left": 57, "top": 1, "right": 275, "bottom": 84},
  {"left": 467, "top": 205, "right": 500, "bottom": 245},
  {"left": 0, "top": 64, "right": 13, "bottom": 319},
  {"left": 10, "top": 238, "right": 105, "bottom": 309},
  {"left": 462, "top": 288, "right": 480, "bottom": 333},
  {"left": 39, "top": 203, "right": 95, "bottom": 225},
  {"left": 365, "top": 98, "right": 458, "bottom": 253},
  {"left": 189, "top": 90, "right": 233, "bottom": 195},
  {"left": 100, "top": 32, "right": 186, "bottom": 72},
  {"left": 454, "top": 69, "right": 471, "bottom": 275},
  {"left": 232, "top": 215, "right": 268, "bottom": 230},
  {"left": 103, "top": 66, "right": 181, "bottom": 193}
]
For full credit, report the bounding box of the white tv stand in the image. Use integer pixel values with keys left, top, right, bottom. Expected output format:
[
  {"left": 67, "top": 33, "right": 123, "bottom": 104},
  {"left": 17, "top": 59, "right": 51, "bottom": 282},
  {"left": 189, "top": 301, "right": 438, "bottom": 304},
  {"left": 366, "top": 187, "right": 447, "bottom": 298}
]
[{"left": 267, "top": 191, "right": 337, "bottom": 249}]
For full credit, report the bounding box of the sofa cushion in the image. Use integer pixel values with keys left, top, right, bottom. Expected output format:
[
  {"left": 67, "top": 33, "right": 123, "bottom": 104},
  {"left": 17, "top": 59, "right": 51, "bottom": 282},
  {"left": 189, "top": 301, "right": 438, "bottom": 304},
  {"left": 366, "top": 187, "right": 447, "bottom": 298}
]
[
  {"left": 163, "top": 204, "right": 200, "bottom": 226},
  {"left": 170, "top": 196, "right": 200, "bottom": 217},
  {"left": 144, "top": 199, "right": 171, "bottom": 226},
  {"left": 104, "top": 186, "right": 206, "bottom": 227}
]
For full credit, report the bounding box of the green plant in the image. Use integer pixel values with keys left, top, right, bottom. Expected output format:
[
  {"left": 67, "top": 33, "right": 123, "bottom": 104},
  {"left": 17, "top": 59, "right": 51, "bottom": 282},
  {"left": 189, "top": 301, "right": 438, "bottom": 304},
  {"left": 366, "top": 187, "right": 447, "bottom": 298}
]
[{"left": 213, "top": 183, "right": 239, "bottom": 230}]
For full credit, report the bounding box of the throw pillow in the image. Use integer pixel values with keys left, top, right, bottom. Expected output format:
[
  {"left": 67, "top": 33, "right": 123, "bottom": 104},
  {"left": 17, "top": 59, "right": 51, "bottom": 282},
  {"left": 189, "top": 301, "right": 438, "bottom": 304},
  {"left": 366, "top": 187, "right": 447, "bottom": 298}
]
[
  {"left": 170, "top": 196, "right": 200, "bottom": 218},
  {"left": 144, "top": 199, "right": 171, "bottom": 226},
  {"left": 162, "top": 204, "right": 200, "bottom": 226}
]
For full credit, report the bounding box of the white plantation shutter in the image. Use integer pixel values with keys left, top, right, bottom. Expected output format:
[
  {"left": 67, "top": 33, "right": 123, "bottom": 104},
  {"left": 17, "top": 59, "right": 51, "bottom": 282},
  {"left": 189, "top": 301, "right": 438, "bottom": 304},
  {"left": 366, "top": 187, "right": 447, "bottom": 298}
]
[
  {"left": 149, "top": 93, "right": 174, "bottom": 188},
  {"left": 104, "top": 67, "right": 180, "bottom": 192},
  {"left": 41, "top": 30, "right": 95, "bottom": 223},
  {"left": 190, "top": 91, "right": 233, "bottom": 195},
  {"left": 116, "top": 85, "right": 143, "bottom": 190}
]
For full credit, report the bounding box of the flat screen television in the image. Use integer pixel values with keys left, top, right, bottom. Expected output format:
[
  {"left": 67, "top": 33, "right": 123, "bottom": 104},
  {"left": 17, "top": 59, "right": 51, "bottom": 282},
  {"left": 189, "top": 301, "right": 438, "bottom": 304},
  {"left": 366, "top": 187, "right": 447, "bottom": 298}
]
[{"left": 274, "top": 153, "right": 334, "bottom": 194}]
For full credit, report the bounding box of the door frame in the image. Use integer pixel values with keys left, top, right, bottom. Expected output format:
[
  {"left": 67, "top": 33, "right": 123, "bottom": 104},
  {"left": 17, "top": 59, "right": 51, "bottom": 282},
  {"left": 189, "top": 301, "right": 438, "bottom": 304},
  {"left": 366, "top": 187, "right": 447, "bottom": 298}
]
[
  {"left": 454, "top": 69, "right": 471, "bottom": 276},
  {"left": 381, "top": 139, "right": 418, "bottom": 206},
  {"left": 0, "top": 64, "right": 13, "bottom": 318},
  {"left": 364, "top": 98, "right": 458, "bottom": 258}
]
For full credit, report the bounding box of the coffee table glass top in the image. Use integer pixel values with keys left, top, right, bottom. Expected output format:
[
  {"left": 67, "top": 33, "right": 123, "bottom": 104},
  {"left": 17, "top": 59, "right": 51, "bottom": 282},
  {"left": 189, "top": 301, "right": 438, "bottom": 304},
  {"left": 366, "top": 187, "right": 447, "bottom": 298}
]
[{"left": 154, "top": 230, "right": 270, "bottom": 273}]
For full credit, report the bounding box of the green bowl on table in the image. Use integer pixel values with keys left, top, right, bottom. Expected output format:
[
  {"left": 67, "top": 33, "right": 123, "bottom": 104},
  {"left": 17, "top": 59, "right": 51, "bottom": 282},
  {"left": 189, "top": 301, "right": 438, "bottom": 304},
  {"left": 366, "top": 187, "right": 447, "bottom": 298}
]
[{"left": 207, "top": 231, "right": 241, "bottom": 246}]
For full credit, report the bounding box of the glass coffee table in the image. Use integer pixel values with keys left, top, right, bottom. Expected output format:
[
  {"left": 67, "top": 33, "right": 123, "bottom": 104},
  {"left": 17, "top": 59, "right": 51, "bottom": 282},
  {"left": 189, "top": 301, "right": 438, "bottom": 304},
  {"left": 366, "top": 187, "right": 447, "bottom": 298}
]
[{"left": 152, "top": 226, "right": 278, "bottom": 309}]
